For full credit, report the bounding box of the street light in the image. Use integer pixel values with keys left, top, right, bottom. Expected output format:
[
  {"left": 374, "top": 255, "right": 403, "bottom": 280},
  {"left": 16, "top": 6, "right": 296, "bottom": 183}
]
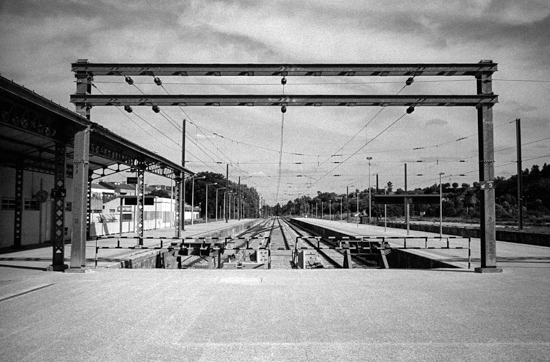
[
  {"left": 346, "top": 185, "right": 354, "bottom": 222},
  {"left": 205, "top": 182, "right": 217, "bottom": 223},
  {"left": 367, "top": 157, "right": 373, "bottom": 224},
  {"left": 384, "top": 186, "right": 387, "bottom": 232},
  {"left": 215, "top": 187, "right": 226, "bottom": 222},
  {"left": 439, "top": 172, "right": 445, "bottom": 238},
  {"left": 191, "top": 175, "right": 206, "bottom": 225},
  {"left": 335, "top": 197, "right": 343, "bottom": 221}
]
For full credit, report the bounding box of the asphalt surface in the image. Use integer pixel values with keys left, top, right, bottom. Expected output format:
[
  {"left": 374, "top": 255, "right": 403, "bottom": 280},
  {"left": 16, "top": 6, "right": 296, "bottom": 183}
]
[{"left": 1, "top": 219, "right": 549, "bottom": 361}]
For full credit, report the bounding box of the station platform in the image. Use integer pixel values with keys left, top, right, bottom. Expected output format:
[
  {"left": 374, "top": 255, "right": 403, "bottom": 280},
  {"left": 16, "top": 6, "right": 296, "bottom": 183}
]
[
  {"left": 0, "top": 219, "right": 258, "bottom": 271},
  {"left": 293, "top": 218, "right": 550, "bottom": 270},
  {"left": 1, "top": 220, "right": 549, "bottom": 361}
]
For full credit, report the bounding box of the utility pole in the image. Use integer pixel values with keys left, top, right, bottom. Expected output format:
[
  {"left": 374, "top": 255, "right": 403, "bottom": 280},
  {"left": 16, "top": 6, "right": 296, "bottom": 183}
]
[
  {"left": 367, "top": 156, "right": 372, "bottom": 224},
  {"left": 404, "top": 163, "right": 409, "bottom": 235},
  {"left": 346, "top": 185, "right": 349, "bottom": 221},
  {"left": 181, "top": 119, "right": 186, "bottom": 232},
  {"left": 238, "top": 176, "right": 241, "bottom": 221},
  {"left": 225, "top": 164, "right": 229, "bottom": 223},
  {"left": 516, "top": 118, "right": 523, "bottom": 230}
]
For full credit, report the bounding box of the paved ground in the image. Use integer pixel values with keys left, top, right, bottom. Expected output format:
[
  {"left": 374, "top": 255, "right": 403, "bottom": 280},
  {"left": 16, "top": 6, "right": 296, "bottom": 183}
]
[{"left": 1, "top": 219, "right": 549, "bottom": 361}]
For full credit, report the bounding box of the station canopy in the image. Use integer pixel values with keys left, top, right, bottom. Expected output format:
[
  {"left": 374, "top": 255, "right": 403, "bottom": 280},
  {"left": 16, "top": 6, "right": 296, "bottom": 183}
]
[{"left": 0, "top": 75, "right": 192, "bottom": 180}]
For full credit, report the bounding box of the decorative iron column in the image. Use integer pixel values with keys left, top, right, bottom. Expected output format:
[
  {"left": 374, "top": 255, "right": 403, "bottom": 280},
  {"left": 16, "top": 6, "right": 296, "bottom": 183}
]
[
  {"left": 137, "top": 165, "right": 145, "bottom": 245},
  {"left": 87, "top": 170, "right": 93, "bottom": 239},
  {"left": 174, "top": 171, "right": 182, "bottom": 238},
  {"left": 49, "top": 142, "right": 67, "bottom": 271},
  {"left": 14, "top": 163, "right": 23, "bottom": 248},
  {"left": 475, "top": 61, "right": 501, "bottom": 273}
]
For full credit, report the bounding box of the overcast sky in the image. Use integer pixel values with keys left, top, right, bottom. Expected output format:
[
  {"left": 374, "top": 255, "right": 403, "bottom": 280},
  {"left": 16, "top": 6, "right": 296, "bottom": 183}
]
[{"left": 1, "top": 0, "right": 549, "bottom": 205}]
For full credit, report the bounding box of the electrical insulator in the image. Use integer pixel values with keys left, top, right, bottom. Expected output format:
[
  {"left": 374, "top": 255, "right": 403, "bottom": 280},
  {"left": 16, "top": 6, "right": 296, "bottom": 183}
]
[
  {"left": 152, "top": 105, "right": 160, "bottom": 113},
  {"left": 125, "top": 76, "right": 134, "bottom": 85},
  {"left": 124, "top": 105, "right": 133, "bottom": 113},
  {"left": 281, "top": 105, "right": 287, "bottom": 113},
  {"left": 281, "top": 77, "right": 287, "bottom": 85},
  {"left": 406, "top": 106, "right": 415, "bottom": 114},
  {"left": 154, "top": 77, "right": 162, "bottom": 86},
  {"left": 405, "top": 77, "right": 414, "bottom": 86}
]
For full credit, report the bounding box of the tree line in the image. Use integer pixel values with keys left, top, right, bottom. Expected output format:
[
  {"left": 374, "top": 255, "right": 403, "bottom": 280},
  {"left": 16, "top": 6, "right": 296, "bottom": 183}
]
[{"left": 270, "top": 163, "right": 550, "bottom": 222}]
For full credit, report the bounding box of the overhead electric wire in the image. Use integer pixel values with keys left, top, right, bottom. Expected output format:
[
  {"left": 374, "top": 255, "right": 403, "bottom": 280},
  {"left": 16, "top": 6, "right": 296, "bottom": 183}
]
[
  {"left": 309, "top": 112, "right": 409, "bottom": 189},
  {"left": 157, "top": 83, "right": 256, "bottom": 181},
  {"left": 314, "top": 84, "right": 408, "bottom": 174}
]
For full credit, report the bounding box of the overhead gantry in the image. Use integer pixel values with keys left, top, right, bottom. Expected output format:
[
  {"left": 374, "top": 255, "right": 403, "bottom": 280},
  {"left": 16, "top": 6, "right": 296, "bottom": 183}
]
[{"left": 70, "top": 60, "right": 500, "bottom": 273}]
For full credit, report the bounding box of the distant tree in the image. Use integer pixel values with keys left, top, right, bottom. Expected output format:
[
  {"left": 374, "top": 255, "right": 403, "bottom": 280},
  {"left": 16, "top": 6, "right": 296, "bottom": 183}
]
[{"left": 149, "top": 189, "right": 170, "bottom": 198}]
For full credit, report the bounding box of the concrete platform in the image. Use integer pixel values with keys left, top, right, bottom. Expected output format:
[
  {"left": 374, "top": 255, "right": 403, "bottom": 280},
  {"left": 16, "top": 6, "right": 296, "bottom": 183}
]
[
  {"left": 0, "top": 219, "right": 258, "bottom": 271},
  {"left": 1, "top": 219, "right": 549, "bottom": 361},
  {"left": 294, "top": 218, "right": 550, "bottom": 270}
]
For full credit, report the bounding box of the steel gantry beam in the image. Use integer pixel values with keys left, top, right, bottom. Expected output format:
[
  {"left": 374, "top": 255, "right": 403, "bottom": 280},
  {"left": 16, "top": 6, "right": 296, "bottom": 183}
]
[
  {"left": 70, "top": 94, "right": 498, "bottom": 108},
  {"left": 71, "top": 62, "right": 497, "bottom": 77}
]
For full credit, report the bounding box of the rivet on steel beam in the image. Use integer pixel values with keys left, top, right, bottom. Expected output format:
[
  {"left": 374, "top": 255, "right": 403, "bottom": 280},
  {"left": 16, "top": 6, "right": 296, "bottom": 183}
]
[{"left": 125, "top": 76, "right": 134, "bottom": 85}]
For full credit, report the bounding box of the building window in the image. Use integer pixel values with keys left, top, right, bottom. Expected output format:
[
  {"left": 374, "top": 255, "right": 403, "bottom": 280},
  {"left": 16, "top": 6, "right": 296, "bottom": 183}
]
[
  {"left": 122, "top": 214, "right": 132, "bottom": 220},
  {"left": 24, "top": 199, "right": 39, "bottom": 210},
  {"left": 1, "top": 198, "right": 15, "bottom": 210}
]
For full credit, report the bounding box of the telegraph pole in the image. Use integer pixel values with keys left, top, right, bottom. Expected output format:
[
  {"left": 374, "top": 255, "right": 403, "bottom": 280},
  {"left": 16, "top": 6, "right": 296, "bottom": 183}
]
[
  {"left": 516, "top": 118, "right": 523, "bottom": 230},
  {"left": 225, "top": 164, "right": 229, "bottom": 223},
  {"left": 404, "top": 163, "right": 409, "bottom": 235},
  {"left": 181, "top": 119, "right": 186, "bottom": 232}
]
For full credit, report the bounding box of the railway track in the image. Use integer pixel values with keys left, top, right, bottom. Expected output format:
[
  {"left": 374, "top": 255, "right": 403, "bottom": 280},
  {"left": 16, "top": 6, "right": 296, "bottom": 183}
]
[
  {"left": 240, "top": 217, "right": 379, "bottom": 269},
  {"left": 179, "top": 217, "right": 382, "bottom": 269}
]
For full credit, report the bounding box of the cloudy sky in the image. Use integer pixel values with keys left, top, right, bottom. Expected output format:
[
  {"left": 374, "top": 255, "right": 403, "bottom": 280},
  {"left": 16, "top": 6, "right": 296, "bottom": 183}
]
[{"left": 1, "top": 0, "right": 549, "bottom": 205}]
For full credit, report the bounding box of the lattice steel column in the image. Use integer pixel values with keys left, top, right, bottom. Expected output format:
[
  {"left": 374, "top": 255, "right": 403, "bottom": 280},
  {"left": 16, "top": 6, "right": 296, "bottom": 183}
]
[
  {"left": 174, "top": 171, "right": 182, "bottom": 238},
  {"left": 174, "top": 172, "right": 182, "bottom": 238},
  {"left": 87, "top": 170, "right": 93, "bottom": 239},
  {"left": 70, "top": 128, "right": 90, "bottom": 270},
  {"left": 14, "top": 164, "right": 23, "bottom": 248},
  {"left": 475, "top": 62, "right": 502, "bottom": 273},
  {"left": 50, "top": 142, "right": 67, "bottom": 271},
  {"left": 137, "top": 166, "right": 145, "bottom": 245}
]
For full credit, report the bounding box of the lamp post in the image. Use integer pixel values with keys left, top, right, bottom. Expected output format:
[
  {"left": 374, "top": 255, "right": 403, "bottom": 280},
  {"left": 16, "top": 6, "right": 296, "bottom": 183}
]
[
  {"left": 384, "top": 186, "right": 387, "bottom": 232},
  {"left": 346, "top": 185, "right": 354, "bottom": 222},
  {"left": 191, "top": 175, "right": 206, "bottom": 225},
  {"left": 439, "top": 172, "right": 445, "bottom": 238},
  {"left": 205, "top": 182, "right": 217, "bottom": 223},
  {"left": 215, "top": 187, "right": 226, "bottom": 222},
  {"left": 356, "top": 191, "right": 360, "bottom": 226},
  {"left": 367, "top": 157, "right": 372, "bottom": 224}
]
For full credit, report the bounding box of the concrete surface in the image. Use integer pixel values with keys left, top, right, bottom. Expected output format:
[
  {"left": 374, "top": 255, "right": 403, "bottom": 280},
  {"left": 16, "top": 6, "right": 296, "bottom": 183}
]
[{"left": 1, "top": 219, "right": 549, "bottom": 361}]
